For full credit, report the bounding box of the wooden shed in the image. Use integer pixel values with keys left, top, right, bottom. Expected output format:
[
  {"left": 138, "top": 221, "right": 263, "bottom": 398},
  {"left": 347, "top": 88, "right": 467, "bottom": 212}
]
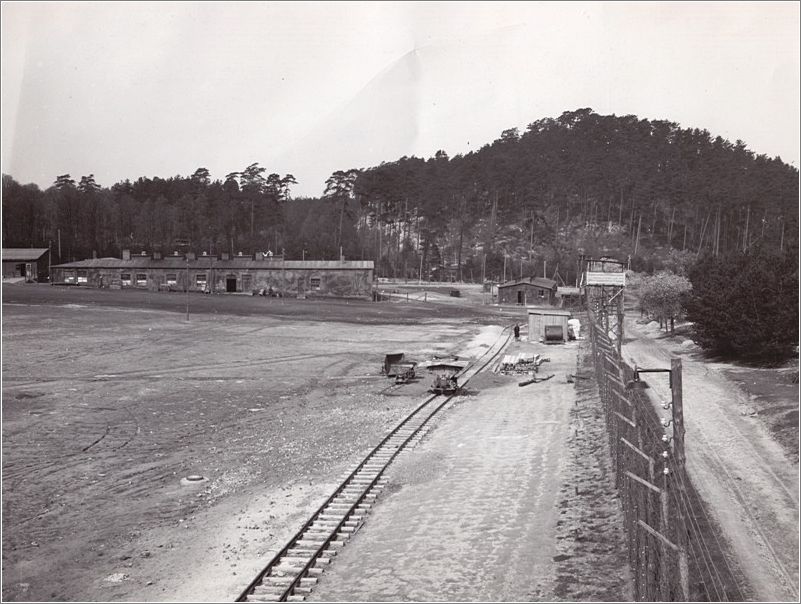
[
  {"left": 2, "top": 248, "right": 50, "bottom": 282},
  {"left": 527, "top": 308, "right": 572, "bottom": 343},
  {"left": 498, "top": 277, "right": 557, "bottom": 305}
]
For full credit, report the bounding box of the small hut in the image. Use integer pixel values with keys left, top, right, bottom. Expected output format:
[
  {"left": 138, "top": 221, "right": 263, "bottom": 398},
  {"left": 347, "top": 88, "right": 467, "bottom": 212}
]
[{"left": 527, "top": 308, "right": 572, "bottom": 343}]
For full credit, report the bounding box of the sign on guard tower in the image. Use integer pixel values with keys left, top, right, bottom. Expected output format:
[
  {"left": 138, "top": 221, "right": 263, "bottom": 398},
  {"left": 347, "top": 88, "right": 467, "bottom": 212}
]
[{"left": 585, "top": 271, "right": 626, "bottom": 286}]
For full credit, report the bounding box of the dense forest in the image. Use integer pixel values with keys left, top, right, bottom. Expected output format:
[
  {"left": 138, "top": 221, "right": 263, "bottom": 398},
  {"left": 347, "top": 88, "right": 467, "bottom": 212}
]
[{"left": 3, "top": 109, "right": 798, "bottom": 283}]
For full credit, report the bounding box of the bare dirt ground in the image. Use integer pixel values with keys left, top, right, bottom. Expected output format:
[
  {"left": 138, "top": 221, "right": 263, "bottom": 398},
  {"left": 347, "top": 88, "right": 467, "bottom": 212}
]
[
  {"left": 2, "top": 284, "right": 506, "bottom": 602},
  {"left": 312, "top": 337, "right": 631, "bottom": 602},
  {"left": 622, "top": 312, "right": 799, "bottom": 602}
]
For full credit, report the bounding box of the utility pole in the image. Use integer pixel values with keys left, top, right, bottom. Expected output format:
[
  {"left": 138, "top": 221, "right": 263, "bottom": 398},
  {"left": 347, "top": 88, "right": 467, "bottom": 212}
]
[
  {"left": 667, "top": 207, "right": 675, "bottom": 246},
  {"left": 743, "top": 206, "right": 750, "bottom": 252},
  {"left": 185, "top": 257, "right": 190, "bottom": 322},
  {"left": 529, "top": 212, "right": 534, "bottom": 257}
]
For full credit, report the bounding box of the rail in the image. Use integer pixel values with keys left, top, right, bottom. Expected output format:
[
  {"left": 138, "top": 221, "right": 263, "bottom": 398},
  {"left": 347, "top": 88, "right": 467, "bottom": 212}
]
[{"left": 236, "top": 325, "right": 513, "bottom": 602}]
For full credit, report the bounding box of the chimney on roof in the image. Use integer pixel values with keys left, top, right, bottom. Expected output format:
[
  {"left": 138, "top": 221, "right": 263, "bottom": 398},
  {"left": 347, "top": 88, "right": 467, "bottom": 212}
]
[
  {"left": 122, "top": 249, "right": 131, "bottom": 261},
  {"left": 92, "top": 250, "right": 97, "bottom": 259},
  {"left": 186, "top": 251, "right": 196, "bottom": 261}
]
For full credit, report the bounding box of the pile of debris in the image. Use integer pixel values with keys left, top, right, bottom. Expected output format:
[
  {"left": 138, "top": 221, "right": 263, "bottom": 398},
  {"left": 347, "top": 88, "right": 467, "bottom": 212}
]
[{"left": 498, "top": 352, "right": 550, "bottom": 375}]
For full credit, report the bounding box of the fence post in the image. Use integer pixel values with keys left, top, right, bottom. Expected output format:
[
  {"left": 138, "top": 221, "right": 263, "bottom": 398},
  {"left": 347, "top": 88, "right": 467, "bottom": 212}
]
[
  {"left": 670, "top": 357, "right": 690, "bottom": 601},
  {"left": 659, "top": 485, "right": 671, "bottom": 600}
]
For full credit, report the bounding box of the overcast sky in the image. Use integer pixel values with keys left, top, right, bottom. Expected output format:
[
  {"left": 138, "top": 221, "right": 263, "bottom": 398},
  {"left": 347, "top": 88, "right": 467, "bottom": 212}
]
[{"left": 2, "top": 1, "right": 799, "bottom": 197}]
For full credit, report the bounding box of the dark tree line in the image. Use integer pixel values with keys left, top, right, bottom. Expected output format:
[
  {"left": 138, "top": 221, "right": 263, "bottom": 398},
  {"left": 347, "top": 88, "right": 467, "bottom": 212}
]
[
  {"left": 685, "top": 246, "right": 798, "bottom": 362},
  {"left": 2, "top": 165, "right": 297, "bottom": 263},
  {"left": 3, "top": 109, "right": 798, "bottom": 280}
]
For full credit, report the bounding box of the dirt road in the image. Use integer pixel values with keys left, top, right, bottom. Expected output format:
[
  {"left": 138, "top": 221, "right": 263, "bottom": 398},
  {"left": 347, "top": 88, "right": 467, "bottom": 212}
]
[{"left": 622, "top": 316, "right": 799, "bottom": 602}]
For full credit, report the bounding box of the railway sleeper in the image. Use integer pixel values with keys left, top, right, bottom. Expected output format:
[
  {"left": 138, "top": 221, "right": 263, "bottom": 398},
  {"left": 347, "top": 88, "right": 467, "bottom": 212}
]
[
  {"left": 337, "top": 496, "right": 376, "bottom": 505},
  {"left": 286, "top": 547, "right": 336, "bottom": 558},
  {"left": 328, "top": 501, "right": 371, "bottom": 510},
  {"left": 296, "top": 538, "right": 346, "bottom": 549},
  {"left": 310, "top": 519, "right": 359, "bottom": 530},
  {"left": 348, "top": 477, "right": 384, "bottom": 485},
  {"left": 339, "top": 487, "right": 371, "bottom": 496},
  {"left": 318, "top": 513, "right": 362, "bottom": 522},
  {"left": 311, "top": 518, "right": 345, "bottom": 526},
  {"left": 287, "top": 595, "right": 306, "bottom": 602},
  {"left": 347, "top": 481, "right": 386, "bottom": 489},
  {"left": 339, "top": 488, "right": 378, "bottom": 497},
  {"left": 313, "top": 556, "right": 333, "bottom": 567},
  {"left": 328, "top": 503, "right": 363, "bottom": 511},
  {"left": 261, "top": 576, "right": 318, "bottom": 594},
  {"left": 349, "top": 478, "right": 387, "bottom": 485},
  {"left": 308, "top": 523, "right": 344, "bottom": 533},
  {"left": 333, "top": 498, "right": 375, "bottom": 507},
  {"left": 271, "top": 564, "right": 313, "bottom": 576},
  {"left": 278, "top": 555, "right": 313, "bottom": 566},
  {"left": 253, "top": 583, "right": 290, "bottom": 594},
  {"left": 264, "top": 576, "right": 295, "bottom": 586},
  {"left": 249, "top": 589, "right": 288, "bottom": 601},
  {"left": 344, "top": 486, "right": 383, "bottom": 494},
  {"left": 347, "top": 476, "right": 380, "bottom": 484}
]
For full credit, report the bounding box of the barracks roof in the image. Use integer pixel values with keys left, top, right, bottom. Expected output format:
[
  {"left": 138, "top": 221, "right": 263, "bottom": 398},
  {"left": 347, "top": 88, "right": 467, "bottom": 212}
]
[
  {"left": 498, "top": 276, "right": 557, "bottom": 290},
  {"left": 51, "top": 256, "right": 374, "bottom": 270},
  {"left": 2, "top": 248, "right": 50, "bottom": 261}
]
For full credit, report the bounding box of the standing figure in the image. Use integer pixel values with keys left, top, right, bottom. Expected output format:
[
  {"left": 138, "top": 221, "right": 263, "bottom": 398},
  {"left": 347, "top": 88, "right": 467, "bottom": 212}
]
[{"left": 514, "top": 323, "right": 520, "bottom": 341}]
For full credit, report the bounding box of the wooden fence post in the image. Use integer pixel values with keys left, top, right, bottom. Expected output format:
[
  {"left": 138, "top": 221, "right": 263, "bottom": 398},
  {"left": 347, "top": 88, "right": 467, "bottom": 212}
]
[{"left": 671, "top": 357, "right": 690, "bottom": 601}]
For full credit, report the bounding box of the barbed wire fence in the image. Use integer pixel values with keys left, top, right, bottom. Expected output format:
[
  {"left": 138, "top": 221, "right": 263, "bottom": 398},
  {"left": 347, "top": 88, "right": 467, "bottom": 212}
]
[{"left": 584, "top": 303, "right": 746, "bottom": 601}]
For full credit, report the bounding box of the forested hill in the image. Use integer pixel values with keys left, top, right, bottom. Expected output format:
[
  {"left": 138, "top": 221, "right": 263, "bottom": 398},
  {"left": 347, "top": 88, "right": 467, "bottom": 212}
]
[
  {"left": 2, "top": 109, "right": 798, "bottom": 284},
  {"left": 349, "top": 108, "right": 798, "bottom": 281}
]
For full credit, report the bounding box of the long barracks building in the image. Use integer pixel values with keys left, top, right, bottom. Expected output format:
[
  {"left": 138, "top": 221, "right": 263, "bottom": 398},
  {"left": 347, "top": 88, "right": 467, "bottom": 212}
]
[{"left": 51, "top": 250, "right": 375, "bottom": 298}]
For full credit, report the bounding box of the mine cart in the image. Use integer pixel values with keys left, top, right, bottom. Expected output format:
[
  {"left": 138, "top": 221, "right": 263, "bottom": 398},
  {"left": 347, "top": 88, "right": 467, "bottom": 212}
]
[
  {"left": 426, "top": 362, "right": 466, "bottom": 395},
  {"left": 382, "top": 353, "right": 418, "bottom": 383}
]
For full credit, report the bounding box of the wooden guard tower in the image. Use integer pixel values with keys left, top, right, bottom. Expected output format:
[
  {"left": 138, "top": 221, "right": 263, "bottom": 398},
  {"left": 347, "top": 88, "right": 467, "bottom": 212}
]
[{"left": 579, "top": 255, "right": 626, "bottom": 354}]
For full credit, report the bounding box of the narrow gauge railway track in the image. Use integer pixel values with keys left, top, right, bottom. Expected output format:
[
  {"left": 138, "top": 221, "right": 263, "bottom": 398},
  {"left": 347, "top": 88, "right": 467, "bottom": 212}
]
[{"left": 237, "top": 328, "right": 513, "bottom": 602}]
